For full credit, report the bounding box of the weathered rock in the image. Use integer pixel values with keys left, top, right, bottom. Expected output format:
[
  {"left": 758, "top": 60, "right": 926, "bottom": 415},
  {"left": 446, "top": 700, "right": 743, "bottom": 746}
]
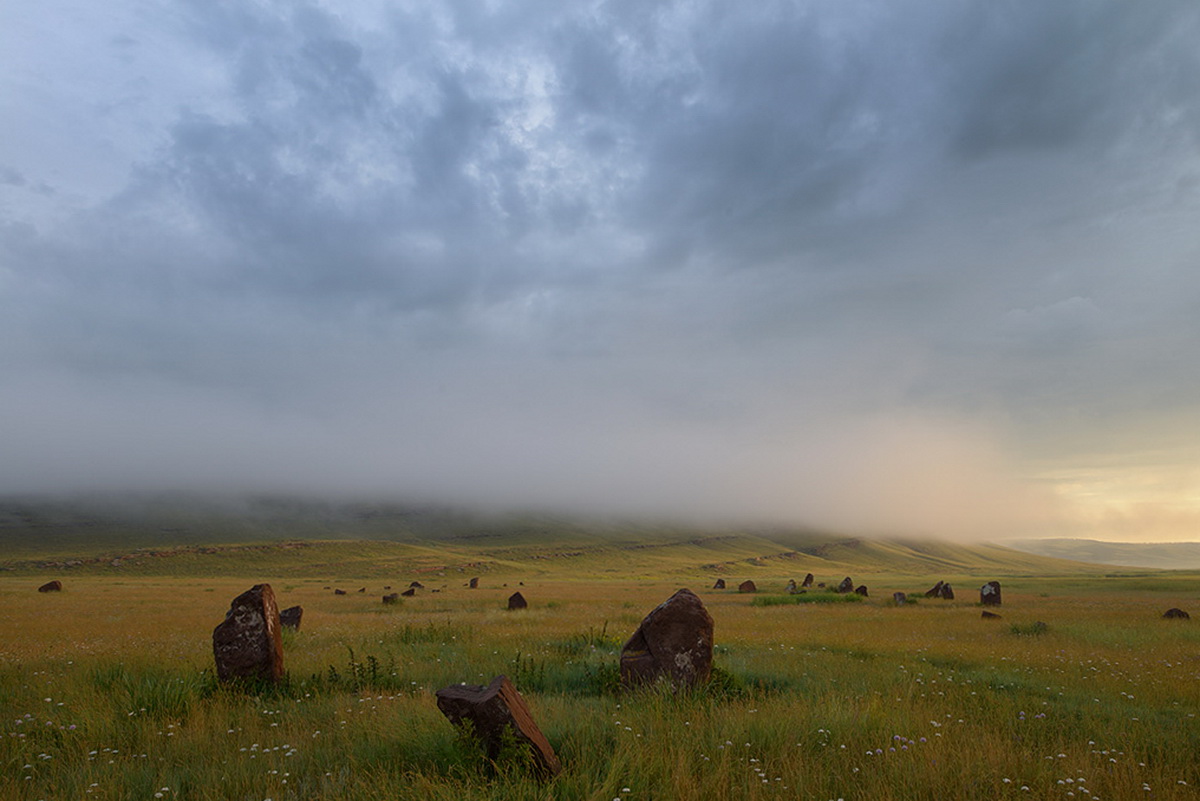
[
  {"left": 333, "top": 589, "right": 347, "bottom": 595},
  {"left": 738, "top": 580, "right": 757, "bottom": 593},
  {"left": 409, "top": 581, "right": 424, "bottom": 589},
  {"left": 981, "top": 610, "right": 1002, "bottom": 619},
  {"left": 980, "top": 581, "right": 1002, "bottom": 606},
  {"left": 712, "top": 578, "right": 726, "bottom": 590},
  {"left": 836, "top": 577, "right": 853, "bottom": 594},
  {"left": 37, "top": 580, "right": 62, "bottom": 593},
  {"left": 357, "top": 587, "right": 366, "bottom": 593},
  {"left": 940, "top": 583, "right": 955, "bottom": 600},
  {"left": 854, "top": 584, "right": 869, "bottom": 597},
  {"left": 469, "top": 577, "right": 479, "bottom": 589},
  {"left": 785, "top": 579, "right": 797, "bottom": 594},
  {"left": 924, "top": 581, "right": 944, "bottom": 598},
  {"left": 817, "top": 582, "right": 826, "bottom": 588},
  {"left": 401, "top": 588, "right": 416, "bottom": 597},
  {"left": 435, "top": 675, "right": 561, "bottom": 777},
  {"left": 620, "top": 588, "right": 714, "bottom": 689},
  {"left": 382, "top": 593, "right": 400, "bottom": 604},
  {"left": 508, "top": 591, "right": 527, "bottom": 610},
  {"left": 892, "top": 592, "right": 907, "bottom": 605},
  {"left": 801, "top": 573, "right": 814, "bottom": 588},
  {"left": 1163, "top": 608, "right": 1190, "bottom": 619},
  {"left": 212, "top": 584, "right": 284, "bottom": 684},
  {"left": 279, "top": 606, "right": 303, "bottom": 630}
]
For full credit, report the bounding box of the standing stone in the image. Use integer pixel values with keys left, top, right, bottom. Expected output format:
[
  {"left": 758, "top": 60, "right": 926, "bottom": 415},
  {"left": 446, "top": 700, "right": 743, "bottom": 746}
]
[
  {"left": 980, "top": 581, "right": 1002, "bottom": 606},
  {"left": 357, "top": 587, "right": 366, "bottom": 593},
  {"left": 212, "top": 584, "right": 284, "bottom": 684},
  {"left": 892, "top": 592, "right": 907, "bottom": 605},
  {"left": 786, "top": 579, "right": 797, "bottom": 594},
  {"left": 836, "top": 577, "right": 854, "bottom": 594},
  {"left": 854, "top": 585, "right": 869, "bottom": 597},
  {"left": 401, "top": 588, "right": 416, "bottom": 597},
  {"left": 1163, "top": 608, "right": 1190, "bottom": 619},
  {"left": 37, "top": 580, "right": 62, "bottom": 593},
  {"left": 620, "top": 588, "right": 714, "bottom": 689},
  {"left": 738, "top": 580, "right": 757, "bottom": 593},
  {"left": 924, "top": 581, "right": 944, "bottom": 598},
  {"left": 940, "top": 583, "right": 955, "bottom": 600},
  {"left": 712, "top": 578, "right": 726, "bottom": 590},
  {"left": 469, "top": 577, "right": 479, "bottom": 589},
  {"left": 279, "top": 606, "right": 303, "bottom": 630},
  {"left": 508, "top": 591, "right": 527, "bottom": 610},
  {"left": 382, "top": 593, "right": 400, "bottom": 604},
  {"left": 409, "top": 581, "right": 424, "bottom": 589},
  {"left": 435, "top": 675, "right": 561, "bottom": 777},
  {"left": 801, "top": 573, "right": 814, "bottom": 588}
]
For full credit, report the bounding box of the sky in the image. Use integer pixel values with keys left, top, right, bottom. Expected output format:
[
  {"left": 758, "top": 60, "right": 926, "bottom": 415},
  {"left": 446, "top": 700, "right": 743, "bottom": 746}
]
[{"left": 2, "top": 1, "right": 1199, "bottom": 541}]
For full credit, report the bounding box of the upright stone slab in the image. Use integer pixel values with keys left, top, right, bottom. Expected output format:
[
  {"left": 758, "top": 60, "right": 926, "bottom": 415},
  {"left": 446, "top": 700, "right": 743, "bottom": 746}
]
[
  {"left": 212, "top": 584, "right": 284, "bottom": 684},
  {"left": 924, "top": 581, "right": 944, "bottom": 598},
  {"left": 508, "top": 591, "right": 527, "bottom": 610},
  {"left": 620, "top": 588, "right": 714, "bottom": 689},
  {"left": 435, "top": 675, "right": 561, "bottom": 777},
  {"left": 712, "top": 578, "right": 726, "bottom": 590},
  {"left": 738, "top": 580, "right": 757, "bottom": 593},
  {"left": 980, "top": 581, "right": 1001, "bottom": 606},
  {"left": 854, "top": 584, "right": 869, "bottom": 597},
  {"left": 836, "top": 576, "right": 854, "bottom": 594},
  {"left": 801, "top": 573, "right": 814, "bottom": 588},
  {"left": 279, "top": 605, "right": 303, "bottom": 630},
  {"left": 37, "top": 580, "right": 62, "bottom": 593},
  {"left": 940, "top": 583, "right": 955, "bottom": 600},
  {"left": 469, "top": 577, "right": 479, "bottom": 589},
  {"left": 382, "top": 593, "right": 400, "bottom": 604},
  {"left": 786, "top": 579, "right": 797, "bottom": 593},
  {"left": 892, "top": 592, "right": 907, "bottom": 605}
]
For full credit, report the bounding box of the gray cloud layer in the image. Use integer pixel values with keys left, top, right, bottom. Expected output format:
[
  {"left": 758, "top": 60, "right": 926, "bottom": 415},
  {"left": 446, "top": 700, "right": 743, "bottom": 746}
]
[{"left": 3, "top": 1, "right": 1199, "bottom": 538}]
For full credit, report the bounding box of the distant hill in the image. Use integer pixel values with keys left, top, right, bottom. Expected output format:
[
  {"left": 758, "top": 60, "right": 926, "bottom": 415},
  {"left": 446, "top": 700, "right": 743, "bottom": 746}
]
[
  {"left": 1005, "top": 538, "right": 1200, "bottom": 570},
  {"left": 0, "top": 494, "right": 1116, "bottom": 579}
]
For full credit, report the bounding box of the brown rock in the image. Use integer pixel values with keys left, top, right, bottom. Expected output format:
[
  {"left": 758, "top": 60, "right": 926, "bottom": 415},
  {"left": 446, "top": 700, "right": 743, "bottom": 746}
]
[
  {"left": 508, "top": 591, "right": 527, "bottom": 610},
  {"left": 357, "top": 587, "right": 366, "bottom": 593},
  {"left": 801, "top": 573, "right": 814, "bottom": 588},
  {"left": 409, "top": 581, "right": 424, "bottom": 589},
  {"left": 712, "top": 578, "right": 726, "bottom": 590},
  {"left": 836, "top": 577, "right": 853, "bottom": 594},
  {"left": 940, "top": 583, "right": 955, "bottom": 600},
  {"left": 981, "top": 610, "right": 1002, "bottom": 619},
  {"left": 212, "top": 584, "right": 284, "bottom": 684},
  {"left": 382, "top": 593, "right": 400, "bottom": 604},
  {"left": 620, "top": 588, "right": 713, "bottom": 689},
  {"left": 1163, "top": 608, "right": 1190, "bottom": 619},
  {"left": 333, "top": 588, "right": 347, "bottom": 595},
  {"left": 785, "top": 579, "right": 797, "bottom": 594},
  {"left": 980, "top": 581, "right": 1001, "bottom": 606},
  {"left": 279, "top": 606, "right": 303, "bottom": 630},
  {"left": 37, "top": 580, "right": 62, "bottom": 593},
  {"left": 738, "top": 580, "right": 757, "bottom": 593},
  {"left": 401, "top": 588, "right": 416, "bottom": 597},
  {"left": 924, "top": 581, "right": 944, "bottom": 598},
  {"left": 435, "top": 675, "right": 561, "bottom": 777},
  {"left": 892, "top": 592, "right": 907, "bottom": 605},
  {"left": 469, "top": 577, "right": 479, "bottom": 589},
  {"left": 854, "top": 584, "right": 869, "bottom": 597}
]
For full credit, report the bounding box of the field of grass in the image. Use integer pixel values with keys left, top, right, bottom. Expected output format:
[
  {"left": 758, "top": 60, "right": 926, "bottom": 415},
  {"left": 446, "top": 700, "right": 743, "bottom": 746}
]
[{"left": 2, "top": 505, "right": 1199, "bottom": 800}]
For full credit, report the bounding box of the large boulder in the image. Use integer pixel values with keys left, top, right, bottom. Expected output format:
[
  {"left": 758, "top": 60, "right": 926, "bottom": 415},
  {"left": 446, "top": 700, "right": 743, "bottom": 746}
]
[
  {"left": 508, "top": 591, "right": 527, "bottom": 610},
  {"left": 854, "top": 585, "right": 869, "bottom": 597},
  {"left": 980, "top": 581, "right": 1001, "bottom": 606},
  {"left": 712, "top": 578, "right": 726, "bottom": 590},
  {"left": 940, "top": 583, "right": 955, "bottom": 600},
  {"left": 738, "top": 580, "right": 757, "bottom": 593},
  {"left": 279, "top": 606, "right": 303, "bottom": 630},
  {"left": 469, "top": 577, "right": 479, "bottom": 589},
  {"left": 1163, "top": 608, "right": 1190, "bottom": 619},
  {"left": 801, "top": 573, "right": 814, "bottom": 588},
  {"left": 37, "top": 580, "right": 62, "bottom": 593},
  {"left": 620, "top": 588, "right": 714, "bottom": 689},
  {"left": 836, "top": 577, "right": 854, "bottom": 594},
  {"left": 924, "top": 581, "right": 944, "bottom": 598},
  {"left": 436, "top": 675, "right": 561, "bottom": 776},
  {"left": 212, "top": 584, "right": 284, "bottom": 684}
]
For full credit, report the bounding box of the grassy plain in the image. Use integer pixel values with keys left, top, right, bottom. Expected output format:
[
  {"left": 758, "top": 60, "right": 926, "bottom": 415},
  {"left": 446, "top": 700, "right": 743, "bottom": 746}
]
[{"left": 2, "top": 510, "right": 1200, "bottom": 800}]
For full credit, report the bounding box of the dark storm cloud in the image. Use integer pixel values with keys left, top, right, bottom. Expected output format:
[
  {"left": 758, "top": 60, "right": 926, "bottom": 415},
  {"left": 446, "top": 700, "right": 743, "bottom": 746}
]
[{"left": 2, "top": 0, "right": 1199, "bottom": 537}]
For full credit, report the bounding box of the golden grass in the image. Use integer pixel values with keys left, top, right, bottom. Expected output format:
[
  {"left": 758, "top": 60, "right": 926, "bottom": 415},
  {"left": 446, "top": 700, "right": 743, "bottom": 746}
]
[{"left": 2, "top": 566, "right": 1199, "bottom": 800}]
